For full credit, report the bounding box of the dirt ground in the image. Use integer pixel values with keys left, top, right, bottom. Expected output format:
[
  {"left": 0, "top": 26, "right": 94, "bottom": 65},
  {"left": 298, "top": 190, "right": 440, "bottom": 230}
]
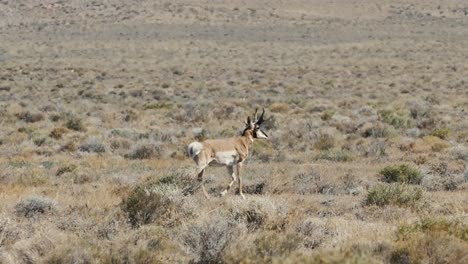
[{"left": 0, "top": 0, "right": 467, "bottom": 263}]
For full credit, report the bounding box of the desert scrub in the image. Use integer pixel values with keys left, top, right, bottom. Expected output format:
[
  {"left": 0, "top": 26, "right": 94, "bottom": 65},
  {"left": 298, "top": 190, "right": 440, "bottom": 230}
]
[
  {"left": 49, "top": 127, "right": 68, "bottom": 139},
  {"left": 313, "top": 134, "right": 335, "bottom": 151},
  {"left": 121, "top": 173, "right": 192, "bottom": 228},
  {"left": 56, "top": 164, "right": 77, "bottom": 176},
  {"left": 315, "top": 149, "right": 354, "bottom": 162},
  {"left": 79, "top": 138, "right": 106, "bottom": 153},
  {"left": 15, "top": 196, "right": 57, "bottom": 218},
  {"left": 392, "top": 218, "right": 468, "bottom": 264},
  {"left": 66, "top": 117, "right": 86, "bottom": 131},
  {"left": 295, "top": 218, "right": 335, "bottom": 249},
  {"left": 321, "top": 110, "right": 335, "bottom": 121},
  {"left": 365, "top": 183, "right": 423, "bottom": 207},
  {"left": 125, "top": 144, "right": 161, "bottom": 159},
  {"left": 378, "top": 109, "right": 412, "bottom": 129},
  {"left": 379, "top": 164, "right": 422, "bottom": 184},
  {"left": 121, "top": 184, "right": 175, "bottom": 228},
  {"left": 16, "top": 111, "right": 44, "bottom": 123},
  {"left": 269, "top": 102, "right": 289, "bottom": 113},
  {"left": 430, "top": 128, "right": 450, "bottom": 139},
  {"left": 33, "top": 137, "right": 51, "bottom": 146},
  {"left": 224, "top": 231, "right": 302, "bottom": 263},
  {"left": 181, "top": 215, "right": 239, "bottom": 264},
  {"left": 227, "top": 197, "right": 289, "bottom": 231}
]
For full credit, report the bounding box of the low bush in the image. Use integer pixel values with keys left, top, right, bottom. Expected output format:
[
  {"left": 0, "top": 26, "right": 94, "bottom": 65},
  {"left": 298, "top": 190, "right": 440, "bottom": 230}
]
[
  {"left": 314, "top": 134, "right": 335, "bottom": 151},
  {"left": 121, "top": 184, "right": 174, "bottom": 228},
  {"left": 66, "top": 117, "right": 86, "bottom": 131},
  {"left": 16, "top": 111, "right": 44, "bottom": 123},
  {"left": 181, "top": 215, "right": 238, "bottom": 264},
  {"left": 378, "top": 109, "right": 412, "bottom": 129},
  {"left": 365, "top": 183, "right": 423, "bottom": 207},
  {"left": 79, "top": 138, "right": 106, "bottom": 153},
  {"left": 392, "top": 218, "right": 468, "bottom": 264},
  {"left": 50, "top": 127, "right": 68, "bottom": 139},
  {"left": 15, "top": 196, "right": 57, "bottom": 218},
  {"left": 379, "top": 164, "right": 422, "bottom": 184},
  {"left": 125, "top": 144, "right": 161, "bottom": 160},
  {"left": 228, "top": 198, "right": 289, "bottom": 231},
  {"left": 430, "top": 128, "right": 450, "bottom": 139},
  {"left": 315, "top": 149, "right": 354, "bottom": 162}
]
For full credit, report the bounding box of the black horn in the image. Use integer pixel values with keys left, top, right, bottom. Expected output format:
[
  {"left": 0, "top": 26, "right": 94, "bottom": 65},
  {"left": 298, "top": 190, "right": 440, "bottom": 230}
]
[{"left": 257, "top": 108, "right": 265, "bottom": 125}]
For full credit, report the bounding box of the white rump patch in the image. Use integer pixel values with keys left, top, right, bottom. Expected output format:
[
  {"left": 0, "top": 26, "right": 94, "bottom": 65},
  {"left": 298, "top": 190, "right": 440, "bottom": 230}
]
[{"left": 187, "top": 142, "right": 203, "bottom": 159}]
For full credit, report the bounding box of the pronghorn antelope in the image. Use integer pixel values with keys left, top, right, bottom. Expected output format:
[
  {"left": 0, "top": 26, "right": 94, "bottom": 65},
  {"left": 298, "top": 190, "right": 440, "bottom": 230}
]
[{"left": 187, "top": 108, "right": 269, "bottom": 199}]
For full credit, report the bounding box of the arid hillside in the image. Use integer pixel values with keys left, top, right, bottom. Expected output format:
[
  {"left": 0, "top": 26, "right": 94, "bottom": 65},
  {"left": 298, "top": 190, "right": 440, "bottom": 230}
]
[{"left": 0, "top": 0, "right": 467, "bottom": 263}]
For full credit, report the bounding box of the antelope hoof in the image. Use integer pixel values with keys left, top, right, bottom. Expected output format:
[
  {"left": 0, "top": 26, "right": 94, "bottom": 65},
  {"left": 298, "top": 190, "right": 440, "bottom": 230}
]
[{"left": 240, "top": 193, "right": 246, "bottom": 200}]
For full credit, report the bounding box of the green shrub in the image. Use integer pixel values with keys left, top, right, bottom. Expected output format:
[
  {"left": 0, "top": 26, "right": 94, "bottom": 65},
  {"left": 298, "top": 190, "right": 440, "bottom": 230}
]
[
  {"left": 66, "top": 117, "right": 86, "bottom": 131},
  {"left": 378, "top": 109, "right": 412, "bottom": 129},
  {"left": 397, "top": 218, "right": 468, "bottom": 242},
  {"left": 379, "top": 164, "right": 422, "bottom": 184},
  {"left": 315, "top": 149, "right": 354, "bottom": 162},
  {"left": 16, "top": 111, "right": 44, "bottom": 123},
  {"left": 430, "top": 128, "right": 450, "bottom": 139},
  {"left": 392, "top": 218, "right": 468, "bottom": 264},
  {"left": 15, "top": 196, "right": 57, "bottom": 218},
  {"left": 314, "top": 134, "right": 335, "bottom": 151},
  {"left": 121, "top": 185, "right": 173, "bottom": 228},
  {"left": 321, "top": 110, "right": 335, "bottom": 121},
  {"left": 125, "top": 144, "right": 161, "bottom": 160},
  {"left": 365, "top": 183, "right": 423, "bottom": 207}
]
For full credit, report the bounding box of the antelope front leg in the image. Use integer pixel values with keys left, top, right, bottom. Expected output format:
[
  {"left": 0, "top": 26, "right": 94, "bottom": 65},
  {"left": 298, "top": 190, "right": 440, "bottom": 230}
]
[
  {"left": 221, "top": 165, "right": 236, "bottom": 197},
  {"left": 237, "top": 162, "right": 245, "bottom": 199},
  {"left": 197, "top": 168, "right": 210, "bottom": 199}
]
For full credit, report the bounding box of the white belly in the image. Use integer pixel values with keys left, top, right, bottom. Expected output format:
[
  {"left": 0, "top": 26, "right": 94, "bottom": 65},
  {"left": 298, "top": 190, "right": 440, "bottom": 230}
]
[{"left": 212, "top": 151, "right": 237, "bottom": 166}]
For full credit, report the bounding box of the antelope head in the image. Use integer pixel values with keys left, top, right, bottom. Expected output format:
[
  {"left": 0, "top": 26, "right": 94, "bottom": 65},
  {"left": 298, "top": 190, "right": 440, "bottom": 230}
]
[{"left": 243, "top": 108, "right": 269, "bottom": 140}]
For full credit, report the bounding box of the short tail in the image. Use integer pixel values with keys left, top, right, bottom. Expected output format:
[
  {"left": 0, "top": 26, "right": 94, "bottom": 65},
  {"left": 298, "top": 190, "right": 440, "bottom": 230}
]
[{"left": 187, "top": 142, "right": 203, "bottom": 159}]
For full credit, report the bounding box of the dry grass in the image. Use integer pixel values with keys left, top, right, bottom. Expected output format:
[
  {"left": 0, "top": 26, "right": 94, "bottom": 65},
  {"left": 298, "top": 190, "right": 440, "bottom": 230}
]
[{"left": 0, "top": 0, "right": 467, "bottom": 263}]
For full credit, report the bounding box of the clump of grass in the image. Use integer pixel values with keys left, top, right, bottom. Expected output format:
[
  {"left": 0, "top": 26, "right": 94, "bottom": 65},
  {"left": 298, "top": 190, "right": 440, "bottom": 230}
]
[
  {"left": 33, "top": 137, "right": 50, "bottom": 147},
  {"left": 16, "top": 111, "right": 44, "bottom": 123},
  {"left": 397, "top": 218, "right": 468, "bottom": 242},
  {"left": 378, "top": 109, "right": 412, "bottom": 129},
  {"left": 66, "top": 117, "right": 86, "bottom": 131},
  {"left": 365, "top": 183, "right": 423, "bottom": 207},
  {"left": 224, "top": 232, "right": 302, "bottom": 263},
  {"left": 295, "top": 218, "right": 333, "bottom": 249},
  {"left": 424, "top": 135, "right": 450, "bottom": 152},
  {"left": 125, "top": 144, "right": 161, "bottom": 159},
  {"left": 15, "top": 196, "right": 57, "bottom": 218},
  {"left": 315, "top": 149, "right": 354, "bottom": 162},
  {"left": 430, "top": 128, "right": 450, "bottom": 139},
  {"left": 228, "top": 198, "right": 289, "bottom": 231},
  {"left": 361, "top": 123, "right": 392, "bottom": 138},
  {"left": 79, "top": 138, "right": 106, "bottom": 153},
  {"left": 121, "top": 185, "right": 173, "bottom": 228},
  {"left": 321, "top": 110, "right": 335, "bottom": 121},
  {"left": 269, "top": 102, "right": 289, "bottom": 113},
  {"left": 50, "top": 127, "right": 68, "bottom": 139},
  {"left": 181, "top": 215, "right": 237, "bottom": 264},
  {"left": 379, "top": 164, "right": 422, "bottom": 184},
  {"left": 314, "top": 134, "right": 335, "bottom": 151},
  {"left": 392, "top": 218, "right": 468, "bottom": 264},
  {"left": 60, "top": 142, "right": 77, "bottom": 152},
  {"left": 56, "top": 164, "right": 77, "bottom": 176}
]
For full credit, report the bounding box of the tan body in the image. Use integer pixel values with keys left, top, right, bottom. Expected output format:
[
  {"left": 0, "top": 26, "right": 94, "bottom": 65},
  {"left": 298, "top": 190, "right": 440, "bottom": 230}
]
[
  {"left": 187, "top": 109, "right": 268, "bottom": 199},
  {"left": 188, "top": 131, "right": 255, "bottom": 199}
]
